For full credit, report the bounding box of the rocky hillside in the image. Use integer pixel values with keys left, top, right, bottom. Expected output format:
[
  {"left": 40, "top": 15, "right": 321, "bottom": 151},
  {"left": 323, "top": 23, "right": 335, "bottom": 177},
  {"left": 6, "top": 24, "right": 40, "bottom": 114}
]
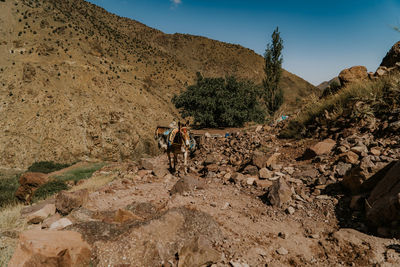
[{"left": 0, "top": 0, "right": 317, "bottom": 169}]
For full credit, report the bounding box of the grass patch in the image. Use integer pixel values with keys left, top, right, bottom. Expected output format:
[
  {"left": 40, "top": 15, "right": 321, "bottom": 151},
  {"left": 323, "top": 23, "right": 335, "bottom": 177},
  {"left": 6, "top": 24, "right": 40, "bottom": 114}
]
[
  {"left": 32, "top": 180, "right": 68, "bottom": 202},
  {"left": 53, "top": 162, "right": 106, "bottom": 183},
  {"left": 0, "top": 171, "right": 21, "bottom": 208},
  {"left": 27, "top": 161, "right": 71, "bottom": 174},
  {"left": 71, "top": 172, "right": 117, "bottom": 192},
  {"left": 280, "top": 72, "right": 400, "bottom": 139}
]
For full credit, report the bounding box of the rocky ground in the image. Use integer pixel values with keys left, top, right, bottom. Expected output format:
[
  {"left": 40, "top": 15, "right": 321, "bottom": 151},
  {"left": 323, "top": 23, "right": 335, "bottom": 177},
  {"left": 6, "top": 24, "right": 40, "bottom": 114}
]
[{"left": 4, "top": 121, "right": 400, "bottom": 266}]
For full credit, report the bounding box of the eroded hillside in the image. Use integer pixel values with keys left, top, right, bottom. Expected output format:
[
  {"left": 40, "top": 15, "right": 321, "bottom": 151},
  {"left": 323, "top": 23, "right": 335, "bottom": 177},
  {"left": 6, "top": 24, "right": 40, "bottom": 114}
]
[{"left": 0, "top": 0, "right": 317, "bottom": 169}]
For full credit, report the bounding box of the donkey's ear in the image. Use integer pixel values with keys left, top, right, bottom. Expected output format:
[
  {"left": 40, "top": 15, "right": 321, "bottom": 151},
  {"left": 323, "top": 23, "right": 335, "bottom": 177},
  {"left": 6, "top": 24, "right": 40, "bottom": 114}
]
[
  {"left": 185, "top": 120, "right": 190, "bottom": 126},
  {"left": 178, "top": 121, "right": 181, "bottom": 128}
]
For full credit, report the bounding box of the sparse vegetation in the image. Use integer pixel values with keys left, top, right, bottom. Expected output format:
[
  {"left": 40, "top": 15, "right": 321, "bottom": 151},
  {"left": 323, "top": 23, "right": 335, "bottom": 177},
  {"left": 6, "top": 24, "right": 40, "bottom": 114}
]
[
  {"left": 0, "top": 171, "right": 21, "bottom": 207},
  {"left": 280, "top": 72, "right": 400, "bottom": 139},
  {"left": 32, "top": 180, "right": 68, "bottom": 202},
  {"left": 172, "top": 73, "right": 265, "bottom": 127}
]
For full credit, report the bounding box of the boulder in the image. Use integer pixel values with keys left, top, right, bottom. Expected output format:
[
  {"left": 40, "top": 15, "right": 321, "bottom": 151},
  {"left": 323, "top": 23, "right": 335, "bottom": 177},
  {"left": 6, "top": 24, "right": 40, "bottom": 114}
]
[
  {"left": 178, "top": 235, "right": 221, "bottom": 267},
  {"left": 170, "top": 175, "right": 205, "bottom": 195},
  {"left": 303, "top": 139, "right": 336, "bottom": 159},
  {"left": 152, "top": 166, "right": 169, "bottom": 178},
  {"left": 114, "top": 208, "right": 143, "bottom": 223},
  {"left": 252, "top": 151, "right": 267, "bottom": 169},
  {"left": 380, "top": 41, "right": 400, "bottom": 68},
  {"left": 8, "top": 229, "right": 91, "bottom": 267},
  {"left": 139, "top": 158, "right": 155, "bottom": 170},
  {"left": 338, "top": 65, "right": 368, "bottom": 86},
  {"left": 366, "top": 161, "right": 400, "bottom": 227},
  {"left": 265, "top": 178, "right": 292, "bottom": 207},
  {"left": 15, "top": 172, "right": 48, "bottom": 203},
  {"left": 25, "top": 204, "right": 56, "bottom": 224},
  {"left": 55, "top": 189, "right": 89, "bottom": 215},
  {"left": 229, "top": 172, "right": 246, "bottom": 185},
  {"left": 259, "top": 168, "right": 273, "bottom": 179},
  {"left": 49, "top": 218, "right": 73, "bottom": 230}
]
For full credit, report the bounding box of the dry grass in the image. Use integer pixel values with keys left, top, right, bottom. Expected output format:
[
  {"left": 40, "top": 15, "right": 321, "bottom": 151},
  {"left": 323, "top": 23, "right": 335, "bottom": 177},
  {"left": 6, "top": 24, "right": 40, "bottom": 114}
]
[
  {"left": 70, "top": 172, "right": 117, "bottom": 192},
  {"left": 280, "top": 72, "right": 400, "bottom": 139}
]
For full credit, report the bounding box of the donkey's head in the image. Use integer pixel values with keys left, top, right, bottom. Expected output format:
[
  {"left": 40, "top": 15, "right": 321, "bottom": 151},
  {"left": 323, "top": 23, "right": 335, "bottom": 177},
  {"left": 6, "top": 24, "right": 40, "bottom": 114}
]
[{"left": 178, "top": 121, "right": 191, "bottom": 147}]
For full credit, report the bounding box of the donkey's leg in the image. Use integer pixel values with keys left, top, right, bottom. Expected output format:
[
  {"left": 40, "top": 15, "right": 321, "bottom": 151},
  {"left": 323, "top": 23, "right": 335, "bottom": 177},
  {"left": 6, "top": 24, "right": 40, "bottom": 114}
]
[
  {"left": 167, "top": 150, "right": 172, "bottom": 171},
  {"left": 184, "top": 150, "right": 188, "bottom": 174},
  {"left": 173, "top": 152, "right": 178, "bottom": 172}
]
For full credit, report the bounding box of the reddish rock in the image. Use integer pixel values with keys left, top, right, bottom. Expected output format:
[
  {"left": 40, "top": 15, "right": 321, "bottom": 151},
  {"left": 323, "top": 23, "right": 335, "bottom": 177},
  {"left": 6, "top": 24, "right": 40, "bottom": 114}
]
[
  {"left": 366, "top": 161, "right": 400, "bottom": 227},
  {"left": 339, "top": 151, "right": 359, "bottom": 164},
  {"left": 15, "top": 172, "right": 48, "bottom": 203},
  {"left": 114, "top": 209, "right": 142, "bottom": 223},
  {"left": 243, "top": 165, "right": 258, "bottom": 175},
  {"left": 266, "top": 178, "right": 292, "bottom": 208},
  {"left": 338, "top": 65, "right": 368, "bottom": 86},
  {"left": 170, "top": 175, "right": 205, "bottom": 195},
  {"left": 55, "top": 189, "right": 89, "bottom": 215},
  {"left": 303, "top": 139, "right": 336, "bottom": 159},
  {"left": 252, "top": 151, "right": 267, "bottom": 169},
  {"left": 380, "top": 41, "right": 400, "bottom": 68},
  {"left": 25, "top": 204, "right": 56, "bottom": 224},
  {"left": 266, "top": 153, "right": 281, "bottom": 168},
  {"left": 9, "top": 229, "right": 91, "bottom": 267},
  {"left": 178, "top": 235, "right": 221, "bottom": 267}
]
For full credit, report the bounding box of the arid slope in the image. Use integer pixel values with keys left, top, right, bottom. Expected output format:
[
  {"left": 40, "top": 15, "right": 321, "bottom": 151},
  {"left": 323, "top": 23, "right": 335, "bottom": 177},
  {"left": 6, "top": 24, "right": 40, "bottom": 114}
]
[{"left": 0, "top": 0, "right": 317, "bottom": 168}]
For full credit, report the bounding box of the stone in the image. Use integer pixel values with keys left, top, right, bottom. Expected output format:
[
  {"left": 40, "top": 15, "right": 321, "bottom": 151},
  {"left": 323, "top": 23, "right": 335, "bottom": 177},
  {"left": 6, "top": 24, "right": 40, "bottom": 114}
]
[
  {"left": 252, "top": 151, "right": 267, "bottom": 169},
  {"left": 336, "top": 162, "right": 352, "bottom": 177},
  {"left": 245, "top": 177, "right": 257, "bottom": 186},
  {"left": 152, "top": 167, "right": 169, "bottom": 178},
  {"left": 139, "top": 158, "right": 155, "bottom": 170},
  {"left": 8, "top": 229, "right": 91, "bottom": 267},
  {"left": 15, "top": 172, "right": 48, "bottom": 203},
  {"left": 283, "top": 166, "right": 295, "bottom": 175},
  {"left": 229, "top": 172, "right": 246, "bottom": 185},
  {"left": 351, "top": 145, "right": 368, "bottom": 155},
  {"left": 276, "top": 247, "right": 288, "bottom": 255},
  {"left": 170, "top": 175, "right": 205, "bottom": 195},
  {"left": 204, "top": 154, "right": 218, "bottom": 165},
  {"left": 255, "top": 179, "right": 273, "bottom": 189},
  {"left": 25, "top": 204, "right": 56, "bottom": 224},
  {"left": 338, "top": 65, "right": 368, "bottom": 86},
  {"left": 114, "top": 208, "right": 142, "bottom": 223},
  {"left": 259, "top": 168, "right": 273, "bottom": 179},
  {"left": 55, "top": 189, "right": 89, "bottom": 215},
  {"left": 389, "top": 121, "right": 400, "bottom": 132},
  {"left": 380, "top": 41, "right": 400, "bottom": 68},
  {"left": 266, "top": 153, "right": 281, "bottom": 168},
  {"left": 339, "top": 151, "right": 359, "bottom": 164},
  {"left": 286, "top": 206, "right": 295, "bottom": 215},
  {"left": 303, "top": 139, "right": 336, "bottom": 159},
  {"left": 366, "top": 161, "right": 400, "bottom": 227},
  {"left": 178, "top": 235, "right": 221, "bottom": 267},
  {"left": 49, "top": 218, "right": 73, "bottom": 230},
  {"left": 243, "top": 165, "right": 258, "bottom": 175},
  {"left": 42, "top": 213, "right": 61, "bottom": 229},
  {"left": 370, "top": 147, "right": 381, "bottom": 156},
  {"left": 266, "top": 178, "right": 292, "bottom": 207}
]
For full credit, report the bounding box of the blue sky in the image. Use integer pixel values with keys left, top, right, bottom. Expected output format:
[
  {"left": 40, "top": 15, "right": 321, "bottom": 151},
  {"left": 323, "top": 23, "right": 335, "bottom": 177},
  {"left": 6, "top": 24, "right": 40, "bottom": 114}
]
[{"left": 88, "top": 0, "right": 400, "bottom": 85}]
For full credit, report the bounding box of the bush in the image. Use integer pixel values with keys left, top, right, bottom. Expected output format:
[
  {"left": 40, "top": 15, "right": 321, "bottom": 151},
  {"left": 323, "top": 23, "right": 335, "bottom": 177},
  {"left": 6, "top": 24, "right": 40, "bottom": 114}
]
[
  {"left": 172, "top": 73, "right": 265, "bottom": 128},
  {"left": 27, "top": 161, "right": 71, "bottom": 173}
]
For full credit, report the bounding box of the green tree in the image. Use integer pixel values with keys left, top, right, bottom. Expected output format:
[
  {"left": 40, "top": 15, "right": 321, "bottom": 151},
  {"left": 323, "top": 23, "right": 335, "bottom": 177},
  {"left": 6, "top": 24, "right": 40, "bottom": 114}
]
[
  {"left": 263, "top": 27, "right": 284, "bottom": 115},
  {"left": 172, "top": 73, "right": 264, "bottom": 128}
]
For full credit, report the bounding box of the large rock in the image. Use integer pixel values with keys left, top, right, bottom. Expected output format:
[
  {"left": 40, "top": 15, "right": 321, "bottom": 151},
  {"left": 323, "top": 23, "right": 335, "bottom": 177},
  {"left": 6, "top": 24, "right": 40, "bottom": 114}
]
[
  {"left": 178, "top": 235, "right": 221, "bottom": 267},
  {"left": 25, "top": 204, "right": 56, "bottom": 224},
  {"left": 380, "top": 41, "right": 400, "bottom": 68},
  {"left": 55, "top": 189, "right": 89, "bottom": 215},
  {"left": 15, "top": 172, "right": 48, "bottom": 203},
  {"left": 252, "top": 151, "right": 267, "bottom": 169},
  {"left": 366, "top": 161, "right": 400, "bottom": 227},
  {"left": 303, "top": 139, "right": 336, "bottom": 159},
  {"left": 265, "top": 178, "right": 292, "bottom": 207},
  {"left": 338, "top": 66, "right": 368, "bottom": 86},
  {"left": 87, "top": 207, "right": 223, "bottom": 266},
  {"left": 8, "top": 229, "right": 91, "bottom": 267},
  {"left": 170, "top": 175, "right": 205, "bottom": 195}
]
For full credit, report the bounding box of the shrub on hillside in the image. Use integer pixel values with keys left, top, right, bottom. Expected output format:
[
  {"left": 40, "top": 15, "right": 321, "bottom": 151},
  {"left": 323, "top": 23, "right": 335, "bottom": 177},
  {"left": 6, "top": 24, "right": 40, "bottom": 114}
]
[
  {"left": 27, "top": 161, "right": 71, "bottom": 174},
  {"left": 172, "top": 73, "right": 265, "bottom": 128},
  {"left": 32, "top": 180, "right": 68, "bottom": 202}
]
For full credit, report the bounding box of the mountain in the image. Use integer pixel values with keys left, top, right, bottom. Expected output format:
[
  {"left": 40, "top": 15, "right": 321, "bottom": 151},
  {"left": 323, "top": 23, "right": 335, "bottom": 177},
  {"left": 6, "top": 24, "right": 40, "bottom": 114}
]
[
  {"left": 0, "top": 0, "right": 318, "bottom": 168},
  {"left": 317, "top": 77, "right": 340, "bottom": 91}
]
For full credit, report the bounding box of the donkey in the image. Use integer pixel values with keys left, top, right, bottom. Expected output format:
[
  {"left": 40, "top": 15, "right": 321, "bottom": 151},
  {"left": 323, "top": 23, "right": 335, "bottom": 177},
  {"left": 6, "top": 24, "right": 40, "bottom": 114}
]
[
  {"left": 166, "top": 122, "right": 191, "bottom": 174},
  {"left": 154, "top": 125, "right": 170, "bottom": 151}
]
